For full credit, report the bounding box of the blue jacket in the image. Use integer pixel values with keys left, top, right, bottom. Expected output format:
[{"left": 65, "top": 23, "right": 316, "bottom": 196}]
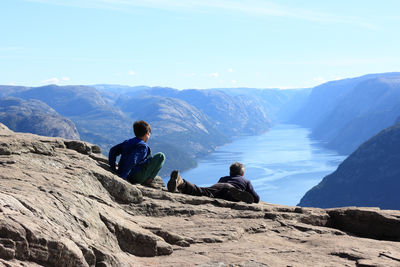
[
  {"left": 108, "top": 137, "right": 151, "bottom": 179},
  {"left": 218, "top": 175, "right": 260, "bottom": 203}
]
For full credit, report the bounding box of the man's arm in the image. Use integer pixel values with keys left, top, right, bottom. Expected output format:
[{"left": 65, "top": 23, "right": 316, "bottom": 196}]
[
  {"left": 246, "top": 181, "right": 260, "bottom": 203},
  {"left": 108, "top": 143, "right": 122, "bottom": 173}
]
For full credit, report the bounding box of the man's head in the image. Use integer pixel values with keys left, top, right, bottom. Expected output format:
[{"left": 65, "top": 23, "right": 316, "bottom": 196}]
[
  {"left": 133, "top": 120, "right": 151, "bottom": 142},
  {"left": 230, "top": 162, "right": 245, "bottom": 177}
]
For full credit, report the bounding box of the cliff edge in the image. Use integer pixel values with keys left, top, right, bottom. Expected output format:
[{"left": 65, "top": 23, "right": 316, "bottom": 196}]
[{"left": 1, "top": 123, "right": 400, "bottom": 266}]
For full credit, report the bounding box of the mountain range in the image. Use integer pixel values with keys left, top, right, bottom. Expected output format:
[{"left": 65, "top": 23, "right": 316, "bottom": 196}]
[{"left": 0, "top": 84, "right": 308, "bottom": 176}]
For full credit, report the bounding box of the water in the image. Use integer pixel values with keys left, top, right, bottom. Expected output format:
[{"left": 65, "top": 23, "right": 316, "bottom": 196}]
[{"left": 180, "top": 124, "right": 346, "bottom": 206}]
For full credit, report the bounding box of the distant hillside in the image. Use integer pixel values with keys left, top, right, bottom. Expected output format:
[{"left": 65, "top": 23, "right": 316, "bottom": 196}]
[
  {"left": 0, "top": 97, "right": 80, "bottom": 140},
  {"left": 3, "top": 84, "right": 287, "bottom": 176},
  {"left": 7, "top": 85, "right": 132, "bottom": 153},
  {"left": 215, "top": 87, "right": 311, "bottom": 123},
  {"left": 291, "top": 72, "right": 400, "bottom": 155},
  {"left": 142, "top": 87, "right": 273, "bottom": 136},
  {"left": 0, "top": 85, "right": 31, "bottom": 97},
  {"left": 298, "top": 122, "right": 400, "bottom": 209}
]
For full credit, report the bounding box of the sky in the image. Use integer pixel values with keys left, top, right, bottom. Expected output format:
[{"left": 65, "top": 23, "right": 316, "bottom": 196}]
[{"left": 1, "top": 0, "right": 400, "bottom": 89}]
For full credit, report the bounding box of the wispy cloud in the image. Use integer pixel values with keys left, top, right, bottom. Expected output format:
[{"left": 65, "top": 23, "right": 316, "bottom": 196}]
[
  {"left": 41, "top": 76, "right": 71, "bottom": 85},
  {"left": 41, "top": 77, "right": 60, "bottom": 85},
  {"left": 209, "top": 72, "right": 219, "bottom": 78},
  {"left": 128, "top": 70, "right": 135, "bottom": 76},
  {"left": 24, "top": 0, "right": 377, "bottom": 28}
]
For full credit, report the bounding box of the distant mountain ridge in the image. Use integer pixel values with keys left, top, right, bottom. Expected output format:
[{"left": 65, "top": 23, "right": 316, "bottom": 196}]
[
  {"left": 298, "top": 121, "right": 400, "bottom": 209},
  {"left": 0, "top": 97, "right": 80, "bottom": 140}
]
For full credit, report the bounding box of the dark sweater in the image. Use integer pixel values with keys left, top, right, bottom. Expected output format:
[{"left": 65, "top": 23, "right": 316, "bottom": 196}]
[
  {"left": 108, "top": 137, "right": 151, "bottom": 179},
  {"left": 218, "top": 175, "right": 260, "bottom": 203}
]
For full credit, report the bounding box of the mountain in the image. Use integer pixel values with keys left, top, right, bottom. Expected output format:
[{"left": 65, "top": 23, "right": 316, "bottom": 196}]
[
  {"left": 291, "top": 72, "right": 400, "bottom": 155},
  {"left": 0, "top": 97, "right": 80, "bottom": 140},
  {"left": 8, "top": 85, "right": 133, "bottom": 152},
  {"left": 1, "top": 123, "right": 400, "bottom": 266},
  {"left": 128, "top": 87, "right": 273, "bottom": 136},
  {"left": 298, "top": 122, "right": 400, "bottom": 209},
  {"left": 215, "top": 87, "right": 311, "bottom": 123},
  {"left": 0, "top": 85, "right": 31, "bottom": 97},
  {"left": 94, "top": 84, "right": 148, "bottom": 105}
]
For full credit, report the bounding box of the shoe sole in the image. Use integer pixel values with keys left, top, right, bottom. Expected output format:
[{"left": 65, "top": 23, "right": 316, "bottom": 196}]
[
  {"left": 167, "top": 170, "right": 179, "bottom": 192},
  {"left": 228, "top": 187, "right": 254, "bottom": 204}
]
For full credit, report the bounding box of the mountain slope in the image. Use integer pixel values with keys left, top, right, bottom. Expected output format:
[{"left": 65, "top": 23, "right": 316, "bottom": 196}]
[
  {"left": 6, "top": 85, "right": 133, "bottom": 153},
  {"left": 0, "top": 97, "right": 80, "bottom": 140},
  {"left": 216, "top": 87, "right": 311, "bottom": 123},
  {"left": 143, "top": 87, "right": 272, "bottom": 136},
  {"left": 298, "top": 122, "right": 400, "bottom": 209},
  {"left": 291, "top": 72, "right": 400, "bottom": 154}
]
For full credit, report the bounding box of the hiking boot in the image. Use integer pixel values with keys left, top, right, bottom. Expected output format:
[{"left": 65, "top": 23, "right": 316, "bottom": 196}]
[
  {"left": 167, "top": 170, "right": 184, "bottom": 193},
  {"left": 228, "top": 187, "right": 254, "bottom": 204}
]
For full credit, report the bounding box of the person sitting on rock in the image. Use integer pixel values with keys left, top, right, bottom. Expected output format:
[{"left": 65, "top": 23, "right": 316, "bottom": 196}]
[
  {"left": 167, "top": 162, "right": 260, "bottom": 204},
  {"left": 108, "top": 120, "right": 165, "bottom": 186}
]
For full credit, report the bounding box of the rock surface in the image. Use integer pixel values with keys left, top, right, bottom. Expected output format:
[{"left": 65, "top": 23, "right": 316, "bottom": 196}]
[{"left": 1, "top": 123, "right": 400, "bottom": 266}]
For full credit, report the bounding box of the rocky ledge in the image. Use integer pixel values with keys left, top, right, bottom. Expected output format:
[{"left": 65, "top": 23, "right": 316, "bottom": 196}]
[{"left": 0, "top": 123, "right": 399, "bottom": 267}]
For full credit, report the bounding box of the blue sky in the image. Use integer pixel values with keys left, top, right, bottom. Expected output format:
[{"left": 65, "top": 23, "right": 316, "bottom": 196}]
[{"left": 1, "top": 0, "right": 400, "bottom": 89}]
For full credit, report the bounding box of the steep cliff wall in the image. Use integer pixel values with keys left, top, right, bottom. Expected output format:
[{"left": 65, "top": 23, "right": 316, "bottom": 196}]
[{"left": 299, "top": 122, "right": 400, "bottom": 210}]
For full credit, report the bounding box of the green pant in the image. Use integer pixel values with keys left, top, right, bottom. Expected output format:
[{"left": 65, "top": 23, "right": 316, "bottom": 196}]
[{"left": 128, "top": 152, "right": 165, "bottom": 184}]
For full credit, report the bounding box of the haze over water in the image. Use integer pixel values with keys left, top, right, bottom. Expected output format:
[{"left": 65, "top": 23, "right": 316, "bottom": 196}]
[{"left": 182, "top": 124, "right": 346, "bottom": 206}]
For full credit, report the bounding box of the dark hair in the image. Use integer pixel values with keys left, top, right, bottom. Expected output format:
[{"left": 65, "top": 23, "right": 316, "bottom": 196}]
[
  {"left": 230, "top": 162, "right": 245, "bottom": 176},
  {"left": 133, "top": 120, "right": 151, "bottom": 137}
]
